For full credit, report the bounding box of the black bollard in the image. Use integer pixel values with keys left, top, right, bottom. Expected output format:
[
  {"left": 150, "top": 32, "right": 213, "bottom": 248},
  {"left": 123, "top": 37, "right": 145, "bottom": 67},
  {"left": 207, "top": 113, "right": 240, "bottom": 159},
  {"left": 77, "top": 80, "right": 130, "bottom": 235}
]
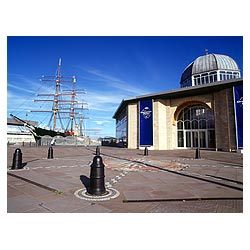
[
  {"left": 11, "top": 148, "right": 23, "bottom": 170},
  {"left": 96, "top": 146, "right": 100, "bottom": 156},
  {"left": 144, "top": 146, "right": 148, "bottom": 156},
  {"left": 195, "top": 148, "right": 200, "bottom": 159},
  {"left": 88, "top": 155, "right": 107, "bottom": 196},
  {"left": 47, "top": 146, "right": 54, "bottom": 159}
]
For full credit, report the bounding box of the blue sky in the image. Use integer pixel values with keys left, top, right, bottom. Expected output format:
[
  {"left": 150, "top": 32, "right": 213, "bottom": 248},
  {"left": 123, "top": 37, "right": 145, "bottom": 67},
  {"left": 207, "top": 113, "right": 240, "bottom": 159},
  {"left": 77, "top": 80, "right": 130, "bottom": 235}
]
[{"left": 7, "top": 36, "right": 243, "bottom": 138}]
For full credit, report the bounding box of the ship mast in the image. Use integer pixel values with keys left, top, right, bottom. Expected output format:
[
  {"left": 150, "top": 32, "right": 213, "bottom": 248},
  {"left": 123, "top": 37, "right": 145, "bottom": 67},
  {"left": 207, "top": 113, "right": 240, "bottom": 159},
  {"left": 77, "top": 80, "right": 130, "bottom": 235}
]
[
  {"left": 54, "top": 58, "right": 61, "bottom": 130},
  {"left": 75, "top": 100, "right": 89, "bottom": 136},
  {"left": 30, "top": 58, "right": 85, "bottom": 133},
  {"left": 61, "top": 83, "right": 86, "bottom": 133}
]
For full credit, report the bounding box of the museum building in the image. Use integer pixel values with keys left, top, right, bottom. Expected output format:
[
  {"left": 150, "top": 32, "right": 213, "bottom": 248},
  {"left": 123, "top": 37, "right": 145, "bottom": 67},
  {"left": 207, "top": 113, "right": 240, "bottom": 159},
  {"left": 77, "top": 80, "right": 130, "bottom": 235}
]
[{"left": 113, "top": 52, "right": 243, "bottom": 152}]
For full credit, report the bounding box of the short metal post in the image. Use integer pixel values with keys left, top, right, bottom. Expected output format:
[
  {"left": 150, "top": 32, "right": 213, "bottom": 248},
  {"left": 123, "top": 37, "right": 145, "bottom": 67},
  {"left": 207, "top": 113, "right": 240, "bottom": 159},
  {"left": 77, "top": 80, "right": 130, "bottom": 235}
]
[
  {"left": 144, "top": 146, "right": 148, "bottom": 156},
  {"left": 88, "top": 155, "right": 107, "bottom": 196},
  {"left": 47, "top": 146, "right": 54, "bottom": 159},
  {"left": 11, "top": 148, "right": 23, "bottom": 170},
  {"left": 195, "top": 148, "right": 200, "bottom": 159},
  {"left": 96, "top": 146, "right": 100, "bottom": 156}
]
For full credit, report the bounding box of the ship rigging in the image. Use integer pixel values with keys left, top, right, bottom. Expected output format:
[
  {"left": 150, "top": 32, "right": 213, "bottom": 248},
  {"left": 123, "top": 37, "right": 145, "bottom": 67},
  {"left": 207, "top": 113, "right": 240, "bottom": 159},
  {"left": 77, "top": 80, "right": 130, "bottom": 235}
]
[{"left": 10, "top": 58, "right": 89, "bottom": 141}]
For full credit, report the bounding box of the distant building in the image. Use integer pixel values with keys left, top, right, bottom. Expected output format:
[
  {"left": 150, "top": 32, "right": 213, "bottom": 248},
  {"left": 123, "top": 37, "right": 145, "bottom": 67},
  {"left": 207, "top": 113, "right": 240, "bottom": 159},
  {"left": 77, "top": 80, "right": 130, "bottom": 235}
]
[
  {"left": 113, "top": 52, "right": 243, "bottom": 152},
  {"left": 7, "top": 118, "right": 38, "bottom": 144}
]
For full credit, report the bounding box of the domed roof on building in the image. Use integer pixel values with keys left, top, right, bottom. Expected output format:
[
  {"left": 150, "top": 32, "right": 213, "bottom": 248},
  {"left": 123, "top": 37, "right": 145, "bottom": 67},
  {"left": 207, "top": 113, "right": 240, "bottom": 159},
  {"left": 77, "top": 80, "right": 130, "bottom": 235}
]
[{"left": 181, "top": 53, "right": 240, "bottom": 83}]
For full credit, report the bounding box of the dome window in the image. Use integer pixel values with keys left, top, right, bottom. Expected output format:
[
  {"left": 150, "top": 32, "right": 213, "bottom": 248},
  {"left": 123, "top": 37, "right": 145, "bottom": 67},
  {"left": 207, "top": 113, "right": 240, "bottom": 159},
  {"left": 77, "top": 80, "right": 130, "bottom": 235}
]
[{"left": 180, "top": 53, "right": 241, "bottom": 87}]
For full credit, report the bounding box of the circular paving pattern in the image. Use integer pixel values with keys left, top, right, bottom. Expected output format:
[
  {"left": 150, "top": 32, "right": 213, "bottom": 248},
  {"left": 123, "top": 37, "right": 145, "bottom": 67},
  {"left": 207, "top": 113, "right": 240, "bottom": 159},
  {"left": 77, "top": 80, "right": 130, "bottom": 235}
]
[{"left": 74, "top": 187, "right": 120, "bottom": 201}]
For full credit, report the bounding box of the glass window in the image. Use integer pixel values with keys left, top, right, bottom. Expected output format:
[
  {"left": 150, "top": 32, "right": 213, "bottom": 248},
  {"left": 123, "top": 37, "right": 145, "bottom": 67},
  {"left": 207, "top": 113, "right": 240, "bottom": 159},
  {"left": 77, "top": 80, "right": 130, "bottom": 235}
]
[
  {"left": 208, "top": 71, "right": 217, "bottom": 83},
  {"left": 197, "top": 77, "right": 201, "bottom": 85},
  {"left": 205, "top": 75, "right": 209, "bottom": 83},
  {"left": 208, "top": 130, "right": 216, "bottom": 148},
  {"left": 199, "top": 131, "right": 206, "bottom": 148},
  {"left": 195, "top": 108, "right": 205, "bottom": 117},
  {"left": 184, "top": 109, "right": 190, "bottom": 120},
  {"left": 116, "top": 109, "right": 127, "bottom": 141},
  {"left": 201, "top": 73, "right": 208, "bottom": 84},
  {"left": 184, "top": 121, "right": 191, "bottom": 129},
  {"left": 207, "top": 119, "right": 214, "bottom": 129},
  {"left": 177, "top": 105, "right": 215, "bottom": 149},
  {"left": 192, "top": 131, "right": 198, "bottom": 148},
  {"left": 227, "top": 71, "right": 233, "bottom": 79},
  {"left": 220, "top": 71, "right": 226, "bottom": 80},
  {"left": 178, "top": 131, "right": 184, "bottom": 147},
  {"left": 194, "top": 76, "right": 198, "bottom": 86},
  {"left": 192, "top": 120, "right": 198, "bottom": 129},
  {"left": 233, "top": 72, "right": 239, "bottom": 78},
  {"left": 201, "top": 76, "right": 205, "bottom": 84},
  {"left": 209, "top": 75, "right": 213, "bottom": 83},
  {"left": 191, "top": 107, "right": 196, "bottom": 119},
  {"left": 214, "top": 74, "right": 217, "bottom": 82},
  {"left": 177, "top": 121, "right": 183, "bottom": 129},
  {"left": 186, "top": 131, "right": 191, "bottom": 147},
  {"left": 199, "top": 119, "right": 206, "bottom": 129}
]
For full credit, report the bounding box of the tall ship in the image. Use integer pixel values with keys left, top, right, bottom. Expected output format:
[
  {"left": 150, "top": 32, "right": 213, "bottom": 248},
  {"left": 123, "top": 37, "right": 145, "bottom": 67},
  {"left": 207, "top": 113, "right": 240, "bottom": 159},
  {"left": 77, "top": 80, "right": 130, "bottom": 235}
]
[{"left": 10, "top": 58, "right": 89, "bottom": 142}]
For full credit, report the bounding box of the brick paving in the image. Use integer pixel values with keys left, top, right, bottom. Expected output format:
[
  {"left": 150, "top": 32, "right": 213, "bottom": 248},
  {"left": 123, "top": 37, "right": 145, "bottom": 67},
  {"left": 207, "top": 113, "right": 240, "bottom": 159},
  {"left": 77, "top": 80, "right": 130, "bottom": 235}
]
[{"left": 7, "top": 145, "right": 243, "bottom": 213}]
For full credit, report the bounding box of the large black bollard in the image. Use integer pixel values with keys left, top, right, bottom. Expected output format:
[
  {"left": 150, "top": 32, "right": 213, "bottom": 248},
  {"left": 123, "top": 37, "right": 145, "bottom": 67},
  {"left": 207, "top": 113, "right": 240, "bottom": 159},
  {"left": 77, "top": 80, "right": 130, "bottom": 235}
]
[
  {"left": 96, "top": 146, "right": 100, "bottom": 156},
  {"left": 144, "top": 146, "right": 148, "bottom": 156},
  {"left": 88, "top": 155, "right": 107, "bottom": 196},
  {"left": 11, "top": 148, "right": 23, "bottom": 170},
  {"left": 47, "top": 146, "right": 54, "bottom": 159},
  {"left": 195, "top": 148, "right": 200, "bottom": 159}
]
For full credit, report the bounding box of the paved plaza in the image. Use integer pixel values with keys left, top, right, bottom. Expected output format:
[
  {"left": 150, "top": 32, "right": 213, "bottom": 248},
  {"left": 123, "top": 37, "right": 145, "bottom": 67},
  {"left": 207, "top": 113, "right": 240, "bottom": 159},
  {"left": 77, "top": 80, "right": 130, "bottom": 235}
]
[{"left": 7, "top": 145, "right": 243, "bottom": 213}]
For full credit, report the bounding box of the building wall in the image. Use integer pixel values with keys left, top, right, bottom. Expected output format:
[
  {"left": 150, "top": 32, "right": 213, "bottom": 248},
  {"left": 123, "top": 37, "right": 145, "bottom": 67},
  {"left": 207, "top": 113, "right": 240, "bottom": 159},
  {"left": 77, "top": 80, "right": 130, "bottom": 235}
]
[
  {"left": 153, "top": 99, "right": 167, "bottom": 150},
  {"left": 125, "top": 87, "right": 237, "bottom": 151},
  {"left": 213, "top": 88, "right": 237, "bottom": 151},
  {"left": 127, "top": 102, "right": 138, "bottom": 148},
  {"left": 154, "top": 94, "right": 213, "bottom": 150},
  {"left": 7, "top": 134, "right": 36, "bottom": 144}
]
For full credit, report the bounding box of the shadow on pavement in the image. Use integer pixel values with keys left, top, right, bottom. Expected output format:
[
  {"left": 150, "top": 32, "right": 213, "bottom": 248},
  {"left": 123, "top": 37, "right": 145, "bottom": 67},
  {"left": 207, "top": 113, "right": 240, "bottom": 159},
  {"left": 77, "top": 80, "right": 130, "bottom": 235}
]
[{"left": 80, "top": 175, "right": 90, "bottom": 192}]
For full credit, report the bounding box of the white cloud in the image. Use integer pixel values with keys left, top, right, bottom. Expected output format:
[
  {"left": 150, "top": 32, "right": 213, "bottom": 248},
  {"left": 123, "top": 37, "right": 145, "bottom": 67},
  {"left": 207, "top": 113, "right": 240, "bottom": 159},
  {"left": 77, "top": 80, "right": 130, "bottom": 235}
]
[
  {"left": 8, "top": 82, "right": 36, "bottom": 94},
  {"left": 77, "top": 66, "right": 150, "bottom": 96},
  {"left": 84, "top": 90, "right": 125, "bottom": 113},
  {"left": 8, "top": 73, "right": 56, "bottom": 96},
  {"left": 94, "top": 120, "right": 112, "bottom": 126}
]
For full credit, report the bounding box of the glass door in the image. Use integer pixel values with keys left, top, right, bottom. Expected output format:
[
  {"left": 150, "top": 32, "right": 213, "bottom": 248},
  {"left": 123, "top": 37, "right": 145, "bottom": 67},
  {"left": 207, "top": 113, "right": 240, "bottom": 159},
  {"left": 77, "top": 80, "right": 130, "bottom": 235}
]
[
  {"left": 177, "top": 105, "right": 215, "bottom": 149},
  {"left": 184, "top": 130, "right": 207, "bottom": 148},
  {"left": 192, "top": 131, "right": 199, "bottom": 148},
  {"left": 185, "top": 131, "right": 191, "bottom": 147},
  {"left": 199, "top": 130, "right": 207, "bottom": 148}
]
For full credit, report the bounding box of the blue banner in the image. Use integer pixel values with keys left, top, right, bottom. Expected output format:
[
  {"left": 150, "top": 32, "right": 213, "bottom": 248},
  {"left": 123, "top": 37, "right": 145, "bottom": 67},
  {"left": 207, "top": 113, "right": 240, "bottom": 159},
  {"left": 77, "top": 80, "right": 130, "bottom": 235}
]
[
  {"left": 234, "top": 85, "right": 243, "bottom": 148},
  {"left": 139, "top": 99, "right": 153, "bottom": 146}
]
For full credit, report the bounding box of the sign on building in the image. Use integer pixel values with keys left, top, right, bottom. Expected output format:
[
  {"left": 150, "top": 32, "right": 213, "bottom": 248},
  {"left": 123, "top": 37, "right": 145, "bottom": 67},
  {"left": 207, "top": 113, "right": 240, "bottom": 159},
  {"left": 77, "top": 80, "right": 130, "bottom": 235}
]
[
  {"left": 233, "top": 85, "right": 243, "bottom": 149},
  {"left": 139, "top": 99, "right": 153, "bottom": 146}
]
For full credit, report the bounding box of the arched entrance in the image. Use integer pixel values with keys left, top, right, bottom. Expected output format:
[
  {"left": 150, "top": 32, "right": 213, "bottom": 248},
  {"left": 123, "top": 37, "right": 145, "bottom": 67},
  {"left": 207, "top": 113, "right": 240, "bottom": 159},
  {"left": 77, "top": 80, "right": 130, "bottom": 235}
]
[{"left": 176, "top": 104, "right": 215, "bottom": 149}]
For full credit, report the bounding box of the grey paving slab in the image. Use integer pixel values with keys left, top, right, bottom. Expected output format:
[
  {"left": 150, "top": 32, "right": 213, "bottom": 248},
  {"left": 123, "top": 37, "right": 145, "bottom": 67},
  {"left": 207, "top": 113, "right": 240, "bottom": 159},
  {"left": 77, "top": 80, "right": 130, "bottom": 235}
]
[
  {"left": 72, "top": 203, "right": 112, "bottom": 213},
  {"left": 8, "top": 194, "right": 40, "bottom": 213},
  {"left": 7, "top": 185, "right": 26, "bottom": 198},
  {"left": 147, "top": 200, "right": 218, "bottom": 213}
]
